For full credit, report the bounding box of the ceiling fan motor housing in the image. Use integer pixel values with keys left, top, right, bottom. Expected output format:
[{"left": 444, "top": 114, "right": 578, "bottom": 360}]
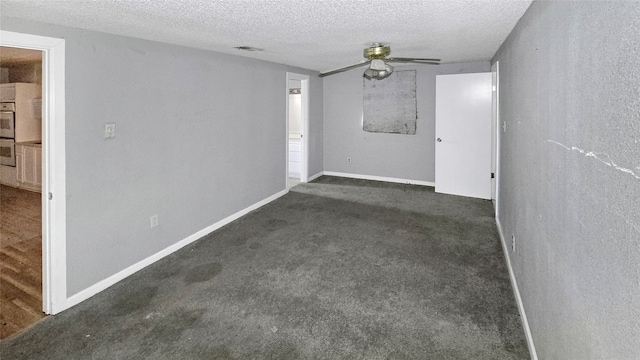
[
  {"left": 364, "top": 45, "right": 391, "bottom": 60},
  {"left": 319, "top": 44, "right": 439, "bottom": 78}
]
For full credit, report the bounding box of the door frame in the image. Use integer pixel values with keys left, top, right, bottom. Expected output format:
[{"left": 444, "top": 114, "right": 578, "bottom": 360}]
[
  {"left": 491, "top": 61, "right": 501, "bottom": 218},
  {"left": 1, "top": 30, "right": 67, "bottom": 314},
  {"left": 285, "top": 72, "right": 309, "bottom": 187}
]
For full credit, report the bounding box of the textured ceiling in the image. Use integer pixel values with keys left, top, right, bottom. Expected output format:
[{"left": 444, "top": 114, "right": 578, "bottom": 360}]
[{"left": 0, "top": 0, "right": 532, "bottom": 72}]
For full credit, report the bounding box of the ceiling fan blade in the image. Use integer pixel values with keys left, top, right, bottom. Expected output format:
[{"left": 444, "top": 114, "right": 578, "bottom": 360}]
[
  {"left": 387, "top": 57, "right": 441, "bottom": 64},
  {"left": 319, "top": 61, "right": 371, "bottom": 77}
]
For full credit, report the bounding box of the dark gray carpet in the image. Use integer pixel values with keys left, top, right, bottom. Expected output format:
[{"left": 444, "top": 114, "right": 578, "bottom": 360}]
[{"left": 0, "top": 176, "right": 529, "bottom": 359}]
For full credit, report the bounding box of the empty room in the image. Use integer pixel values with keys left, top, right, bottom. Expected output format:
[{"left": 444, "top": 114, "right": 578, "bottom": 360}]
[{"left": 0, "top": 1, "right": 638, "bottom": 359}]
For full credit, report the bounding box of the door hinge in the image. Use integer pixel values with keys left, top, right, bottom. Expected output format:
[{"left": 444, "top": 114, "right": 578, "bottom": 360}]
[{"left": 491, "top": 173, "right": 495, "bottom": 179}]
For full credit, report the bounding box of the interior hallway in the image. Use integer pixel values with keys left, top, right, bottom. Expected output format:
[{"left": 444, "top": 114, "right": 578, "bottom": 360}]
[
  {"left": 0, "top": 177, "right": 528, "bottom": 359},
  {"left": 0, "top": 184, "right": 45, "bottom": 339}
]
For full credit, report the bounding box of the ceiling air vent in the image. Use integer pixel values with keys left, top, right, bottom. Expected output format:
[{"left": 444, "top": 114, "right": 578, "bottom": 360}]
[{"left": 234, "top": 46, "right": 264, "bottom": 52}]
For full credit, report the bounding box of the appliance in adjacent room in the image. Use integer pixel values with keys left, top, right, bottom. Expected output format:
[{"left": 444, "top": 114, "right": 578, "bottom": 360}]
[
  {"left": 0, "top": 101, "right": 16, "bottom": 166},
  {"left": 0, "top": 82, "right": 42, "bottom": 186}
]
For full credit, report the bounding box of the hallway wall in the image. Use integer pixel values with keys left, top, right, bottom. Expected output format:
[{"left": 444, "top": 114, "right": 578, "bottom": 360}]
[
  {"left": 494, "top": 2, "right": 640, "bottom": 358},
  {"left": 323, "top": 61, "right": 489, "bottom": 183},
  {"left": 0, "top": 17, "right": 323, "bottom": 298}
]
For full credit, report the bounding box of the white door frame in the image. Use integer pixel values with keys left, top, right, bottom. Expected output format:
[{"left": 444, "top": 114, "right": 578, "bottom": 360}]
[
  {"left": 285, "top": 72, "right": 309, "bottom": 187},
  {"left": 491, "top": 61, "right": 501, "bottom": 219},
  {"left": 1, "top": 30, "right": 67, "bottom": 314}
]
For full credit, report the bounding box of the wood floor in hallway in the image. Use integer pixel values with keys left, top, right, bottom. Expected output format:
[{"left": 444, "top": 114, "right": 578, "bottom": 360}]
[{"left": 0, "top": 184, "right": 45, "bottom": 340}]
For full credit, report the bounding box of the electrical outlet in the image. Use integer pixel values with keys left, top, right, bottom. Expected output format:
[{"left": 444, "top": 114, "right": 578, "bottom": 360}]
[
  {"left": 150, "top": 214, "right": 158, "bottom": 228},
  {"left": 511, "top": 234, "right": 516, "bottom": 252},
  {"left": 105, "top": 123, "right": 116, "bottom": 138},
  {"left": 347, "top": 157, "right": 352, "bottom": 163}
]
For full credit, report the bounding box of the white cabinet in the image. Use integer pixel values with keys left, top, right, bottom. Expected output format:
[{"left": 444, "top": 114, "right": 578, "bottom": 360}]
[
  {"left": 16, "top": 143, "right": 42, "bottom": 192},
  {"left": 288, "top": 138, "right": 301, "bottom": 178},
  {"left": 16, "top": 151, "right": 23, "bottom": 183},
  {"left": 0, "top": 83, "right": 42, "bottom": 142}
]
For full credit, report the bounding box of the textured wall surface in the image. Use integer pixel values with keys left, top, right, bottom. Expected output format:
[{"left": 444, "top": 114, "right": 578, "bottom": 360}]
[
  {"left": 303, "top": 78, "right": 324, "bottom": 178},
  {"left": 0, "top": 17, "right": 323, "bottom": 296},
  {"left": 493, "top": 2, "right": 640, "bottom": 358},
  {"left": 324, "top": 61, "right": 489, "bottom": 182}
]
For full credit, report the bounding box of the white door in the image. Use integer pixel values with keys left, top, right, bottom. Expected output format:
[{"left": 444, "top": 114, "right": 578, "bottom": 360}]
[
  {"left": 491, "top": 61, "right": 501, "bottom": 217},
  {"left": 435, "top": 72, "right": 492, "bottom": 199}
]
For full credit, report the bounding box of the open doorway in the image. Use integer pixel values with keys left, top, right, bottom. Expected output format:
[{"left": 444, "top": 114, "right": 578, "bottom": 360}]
[
  {"left": 285, "top": 73, "right": 309, "bottom": 189},
  {"left": 0, "top": 30, "right": 67, "bottom": 327},
  {"left": 0, "top": 46, "right": 46, "bottom": 339},
  {"left": 287, "top": 80, "right": 302, "bottom": 187}
]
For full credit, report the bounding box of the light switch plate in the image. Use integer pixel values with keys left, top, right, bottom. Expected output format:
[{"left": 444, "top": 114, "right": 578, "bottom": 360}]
[{"left": 105, "top": 123, "right": 116, "bottom": 138}]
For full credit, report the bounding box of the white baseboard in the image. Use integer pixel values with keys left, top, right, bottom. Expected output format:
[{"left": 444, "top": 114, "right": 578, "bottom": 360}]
[
  {"left": 496, "top": 218, "right": 538, "bottom": 360},
  {"left": 65, "top": 189, "right": 289, "bottom": 309},
  {"left": 322, "top": 171, "right": 435, "bottom": 187},
  {"left": 307, "top": 171, "right": 323, "bottom": 182}
]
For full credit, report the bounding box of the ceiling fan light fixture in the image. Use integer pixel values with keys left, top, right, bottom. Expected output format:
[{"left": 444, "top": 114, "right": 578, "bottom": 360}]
[
  {"left": 370, "top": 59, "right": 387, "bottom": 71},
  {"left": 364, "top": 61, "right": 393, "bottom": 80}
]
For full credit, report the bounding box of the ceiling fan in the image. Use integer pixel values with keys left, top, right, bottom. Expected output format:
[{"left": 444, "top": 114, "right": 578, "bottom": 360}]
[{"left": 319, "top": 43, "right": 440, "bottom": 79}]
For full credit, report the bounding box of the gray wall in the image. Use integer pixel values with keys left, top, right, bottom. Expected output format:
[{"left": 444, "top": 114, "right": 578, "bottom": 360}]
[
  {"left": 307, "top": 78, "right": 323, "bottom": 176},
  {"left": 493, "top": 2, "right": 640, "bottom": 358},
  {"left": 0, "top": 18, "right": 323, "bottom": 296},
  {"left": 323, "top": 61, "right": 489, "bottom": 182}
]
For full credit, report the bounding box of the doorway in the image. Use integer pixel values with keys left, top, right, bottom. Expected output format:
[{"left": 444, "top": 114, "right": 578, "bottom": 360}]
[
  {"left": 0, "top": 30, "right": 67, "bottom": 320},
  {"left": 285, "top": 73, "right": 309, "bottom": 189},
  {"left": 0, "top": 45, "right": 45, "bottom": 339}
]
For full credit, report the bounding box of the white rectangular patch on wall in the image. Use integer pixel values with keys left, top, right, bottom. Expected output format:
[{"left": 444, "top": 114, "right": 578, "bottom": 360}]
[{"left": 363, "top": 70, "right": 417, "bottom": 135}]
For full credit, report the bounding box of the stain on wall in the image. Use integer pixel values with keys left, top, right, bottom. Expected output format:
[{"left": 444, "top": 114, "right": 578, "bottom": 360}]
[{"left": 363, "top": 70, "right": 417, "bottom": 135}]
